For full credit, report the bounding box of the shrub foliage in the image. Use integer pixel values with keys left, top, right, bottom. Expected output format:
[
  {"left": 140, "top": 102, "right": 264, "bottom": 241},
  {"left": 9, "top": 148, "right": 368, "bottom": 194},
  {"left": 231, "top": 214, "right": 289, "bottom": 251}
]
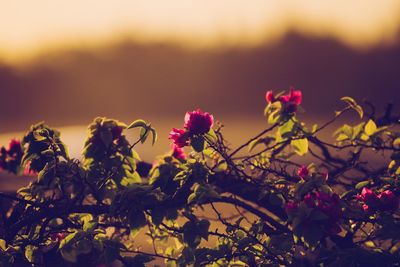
[{"left": 0, "top": 88, "right": 400, "bottom": 266}]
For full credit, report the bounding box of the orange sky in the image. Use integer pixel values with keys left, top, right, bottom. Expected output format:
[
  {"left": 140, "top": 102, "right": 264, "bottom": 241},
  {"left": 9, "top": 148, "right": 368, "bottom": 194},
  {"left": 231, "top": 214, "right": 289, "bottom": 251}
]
[{"left": 0, "top": 0, "right": 400, "bottom": 62}]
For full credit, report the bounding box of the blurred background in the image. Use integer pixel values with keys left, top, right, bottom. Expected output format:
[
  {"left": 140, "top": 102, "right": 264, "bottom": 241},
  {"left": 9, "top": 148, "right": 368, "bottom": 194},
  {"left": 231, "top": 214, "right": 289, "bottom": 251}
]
[{"left": 0, "top": 0, "right": 400, "bottom": 170}]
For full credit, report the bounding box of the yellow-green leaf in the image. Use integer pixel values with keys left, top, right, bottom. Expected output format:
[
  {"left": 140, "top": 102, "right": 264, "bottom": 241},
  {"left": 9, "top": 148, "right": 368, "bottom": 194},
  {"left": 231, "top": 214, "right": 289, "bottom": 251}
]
[
  {"left": 364, "top": 120, "right": 377, "bottom": 136},
  {"left": 0, "top": 239, "right": 6, "bottom": 251},
  {"left": 291, "top": 138, "right": 308, "bottom": 156},
  {"left": 127, "top": 119, "right": 147, "bottom": 129},
  {"left": 393, "top": 137, "right": 400, "bottom": 148},
  {"left": 341, "top": 96, "right": 357, "bottom": 106},
  {"left": 353, "top": 104, "right": 364, "bottom": 119}
]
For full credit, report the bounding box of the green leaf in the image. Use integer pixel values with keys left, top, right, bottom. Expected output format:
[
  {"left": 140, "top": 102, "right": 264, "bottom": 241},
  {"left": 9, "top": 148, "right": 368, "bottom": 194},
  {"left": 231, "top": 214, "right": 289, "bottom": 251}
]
[
  {"left": 206, "top": 128, "right": 218, "bottom": 143},
  {"left": 340, "top": 190, "right": 355, "bottom": 199},
  {"left": 341, "top": 96, "right": 357, "bottom": 106},
  {"left": 149, "top": 128, "right": 157, "bottom": 146},
  {"left": 278, "top": 119, "right": 295, "bottom": 138},
  {"left": 33, "top": 130, "right": 47, "bottom": 141},
  {"left": 248, "top": 139, "right": 262, "bottom": 152},
  {"left": 291, "top": 138, "right": 308, "bottom": 156},
  {"left": 0, "top": 239, "right": 6, "bottom": 251},
  {"left": 267, "top": 101, "right": 282, "bottom": 124},
  {"left": 394, "top": 138, "right": 400, "bottom": 148},
  {"left": 83, "top": 220, "right": 98, "bottom": 232},
  {"left": 341, "top": 96, "right": 363, "bottom": 118},
  {"left": 139, "top": 127, "right": 149, "bottom": 144},
  {"left": 355, "top": 180, "right": 370, "bottom": 189},
  {"left": 352, "top": 123, "right": 365, "bottom": 140},
  {"left": 353, "top": 104, "right": 364, "bottom": 119},
  {"left": 187, "top": 192, "right": 197, "bottom": 204},
  {"left": 127, "top": 119, "right": 147, "bottom": 129},
  {"left": 25, "top": 245, "right": 40, "bottom": 263},
  {"left": 364, "top": 120, "right": 377, "bottom": 136}
]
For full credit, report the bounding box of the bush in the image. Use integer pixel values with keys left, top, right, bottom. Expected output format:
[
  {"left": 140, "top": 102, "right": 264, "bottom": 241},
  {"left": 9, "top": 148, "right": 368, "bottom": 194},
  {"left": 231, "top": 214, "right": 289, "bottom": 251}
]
[{"left": 0, "top": 88, "right": 400, "bottom": 266}]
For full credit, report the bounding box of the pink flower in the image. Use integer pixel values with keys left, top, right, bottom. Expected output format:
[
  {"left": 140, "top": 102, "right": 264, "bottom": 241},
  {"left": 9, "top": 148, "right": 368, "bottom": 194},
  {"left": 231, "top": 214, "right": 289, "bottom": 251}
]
[
  {"left": 172, "top": 144, "right": 186, "bottom": 161},
  {"left": 169, "top": 128, "right": 189, "bottom": 148},
  {"left": 0, "top": 139, "right": 23, "bottom": 174},
  {"left": 184, "top": 109, "right": 214, "bottom": 135},
  {"left": 265, "top": 91, "right": 275, "bottom": 103},
  {"left": 378, "top": 190, "right": 399, "bottom": 211},
  {"left": 279, "top": 87, "right": 302, "bottom": 113},
  {"left": 297, "top": 165, "right": 309, "bottom": 179},
  {"left": 362, "top": 204, "right": 370, "bottom": 212},
  {"left": 279, "top": 87, "right": 302, "bottom": 105},
  {"left": 357, "top": 188, "right": 379, "bottom": 203},
  {"left": 356, "top": 188, "right": 379, "bottom": 212}
]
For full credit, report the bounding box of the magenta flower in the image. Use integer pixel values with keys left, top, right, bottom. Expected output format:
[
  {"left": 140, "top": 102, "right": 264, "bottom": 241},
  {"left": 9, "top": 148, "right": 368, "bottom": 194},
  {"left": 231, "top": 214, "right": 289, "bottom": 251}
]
[
  {"left": 297, "top": 165, "right": 309, "bottom": 179},
  {"left": 279, "top": 87, "right": 302, "bottom": 105},
  {"left": 357, "top": 188, "right": 379, "bottom": 203},
  {"left": 265, "top": 87, "right": 302, "bottom": 114},
  {"left": 265, "top": 90, "right": 275, "bottom": 103},
  {"left": 184, "top": 109, "right": 214, "bottom": 135},
  {"left": 0, "top": 139, "right": 23, "bottom": 174},
  {"left": 278, "top": 87, "right": 302, "bottom": 113},
  {"left": 362, "top": 204, "right": 370, "bottom": 212},
  {"left": 169, "top": 128, "right": 189, "bottom": 148},
  {"left": 356, "top": 188, "right": 379, "bottom": 212},
  {"left": 172, "top": 144, "right": 186, "bottom": 161},
  {"left": 378, "top": 190, "right": 399, "bottom": 211}
]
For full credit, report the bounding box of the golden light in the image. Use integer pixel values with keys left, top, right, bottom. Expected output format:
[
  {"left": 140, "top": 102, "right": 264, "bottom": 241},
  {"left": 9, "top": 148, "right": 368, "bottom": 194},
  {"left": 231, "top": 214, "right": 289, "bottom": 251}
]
[{"left": 0, "top": 0, "right": 399, "bottom": 63}]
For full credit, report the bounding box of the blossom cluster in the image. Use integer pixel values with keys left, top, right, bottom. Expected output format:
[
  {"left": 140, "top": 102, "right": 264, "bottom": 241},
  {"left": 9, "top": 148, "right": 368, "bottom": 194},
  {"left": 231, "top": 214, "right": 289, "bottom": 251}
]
[
  {"left": 357, "top": 187, "right": 399, "bottom": 212},
  {"left": 169, "top": 109, "right": 214, "bottom": 160},
  {"left": 0, "top": 139, "right": 23, "bottom": 174},
  {"left": 266, "top": 87, "right": 302, "bottom": 113},
  {"left": 287, "top": 191, "right": 342, "bottom": 234}
]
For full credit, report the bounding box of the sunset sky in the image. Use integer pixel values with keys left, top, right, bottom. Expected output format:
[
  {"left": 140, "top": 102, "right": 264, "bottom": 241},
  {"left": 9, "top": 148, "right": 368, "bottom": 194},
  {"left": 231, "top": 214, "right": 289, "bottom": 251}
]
[
  {"left": 0, "top": 0, "right": 400, "bottom": 163},
  {"left": 1, "top": 0, "right": 400, "bottom": 62}
]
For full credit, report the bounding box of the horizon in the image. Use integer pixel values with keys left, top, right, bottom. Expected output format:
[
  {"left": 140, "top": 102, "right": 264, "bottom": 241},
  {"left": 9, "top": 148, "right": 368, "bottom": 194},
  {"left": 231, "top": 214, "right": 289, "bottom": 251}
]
[{"left": 1, "top": 1, "right": 400, "bottom": 63}]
